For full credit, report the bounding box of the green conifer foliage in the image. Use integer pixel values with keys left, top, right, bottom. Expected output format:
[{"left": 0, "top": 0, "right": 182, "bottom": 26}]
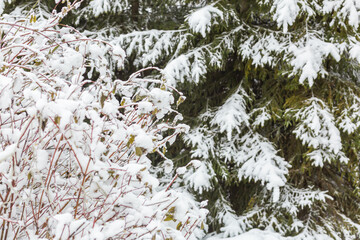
[{"left": 5, "top": 0, "right": 360, "bottom": 238}]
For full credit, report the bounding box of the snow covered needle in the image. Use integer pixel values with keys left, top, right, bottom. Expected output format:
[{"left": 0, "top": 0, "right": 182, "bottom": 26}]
[{"left": 0, "top": 2, "right": 206, "bottom": 239}]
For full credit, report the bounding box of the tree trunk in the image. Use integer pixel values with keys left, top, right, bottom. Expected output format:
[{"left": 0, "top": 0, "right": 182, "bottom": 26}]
[{"left": 131, "top": 0, "right": 139, "bottom": 22}]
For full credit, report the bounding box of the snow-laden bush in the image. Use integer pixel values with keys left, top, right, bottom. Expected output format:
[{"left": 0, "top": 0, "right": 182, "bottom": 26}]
[{"left": 0, "top": 2, "right": 207, "bottom": 239}]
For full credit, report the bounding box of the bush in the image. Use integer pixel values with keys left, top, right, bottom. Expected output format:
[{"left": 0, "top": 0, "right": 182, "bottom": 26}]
[{"left": 0, "top": 2, "right": 207, "bottom": 239}]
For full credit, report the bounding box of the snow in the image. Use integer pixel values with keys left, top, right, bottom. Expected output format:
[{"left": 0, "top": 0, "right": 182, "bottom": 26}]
[
  {"left": 88, "top": 0, "right": 129, "bottom": 17},
  {"left": 102, "top": 98, "right": 119, "bottom": 115},
  {"left": 207, "top": 229, "right": 286, "bottom": 240},
  {"left": 186, "top": 5, "right": 223, "bottom": 37},
  {"left": 251, "top": 105, "right": 272, "bottom": 128},
  {"left": 176, "top": 166, "right": 187, "bottom": 175},
  {"left": 291, "top": 97, "right": 348, "bottom": 166},
  {"left": 163, "top": 54, "right": 191, "bottom": 85},
  {"left": 223, "top": 229, "right": 282, "bottom": 240},
  {"left": 36, "top": 150, "right": 49, "bottom": 171},
  {"left": 0, "top": 75, "right": 12, "bottom": 89},
  {"left": 183, "top": 161, "right": 214, "bottom": 194},
  {"left": 236, "top": 132, "right": 289, "bottom": 202},
  {"left": 339, "top": 0, "right": 360, "bottom": 28},
  {"left": 137, "top": 101, "right": 153, "bottom": 114},
  {"left": 272, "top": 0, "right": 300, "bottom": 33},
  {"left": 0, "top": 1, "right": 4, "bottom": 15},
  {"left": 211, "top": 87, "right": 250, "bottom": 141},
  {"left": 290, "top": 38, "right": 340, "bottom": 87},
  {"left": 0, "top": 144, "right": 16, "bottom": 163},
  {"left": 164, "top": 159, "right": 173, "bottom": 174},
  {"left": 149, "top": 88, "right": 174, "bottom": 118}
]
